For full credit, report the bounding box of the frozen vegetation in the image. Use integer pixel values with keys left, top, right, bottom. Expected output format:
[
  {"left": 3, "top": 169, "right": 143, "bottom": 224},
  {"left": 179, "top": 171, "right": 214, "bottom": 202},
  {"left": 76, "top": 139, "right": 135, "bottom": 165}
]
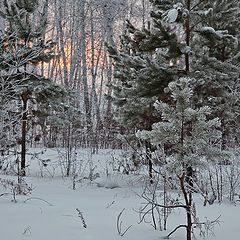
[{"left": 0, "top": 148, "right": 240, "bottom": 240}]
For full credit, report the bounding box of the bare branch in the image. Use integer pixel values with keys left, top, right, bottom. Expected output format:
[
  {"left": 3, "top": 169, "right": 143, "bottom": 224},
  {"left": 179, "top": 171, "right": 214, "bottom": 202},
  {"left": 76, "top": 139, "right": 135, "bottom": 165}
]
[{"left": 23, "top": 197, "right": 53, "bottom": 206}]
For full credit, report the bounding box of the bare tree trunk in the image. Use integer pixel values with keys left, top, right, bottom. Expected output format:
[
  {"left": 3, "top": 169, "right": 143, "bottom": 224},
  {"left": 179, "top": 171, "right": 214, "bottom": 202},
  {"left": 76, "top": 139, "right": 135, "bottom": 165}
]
[
  {"left": 89, "top": 4, "right": 105, "bottom": 152},
  {"left": 102, "top": 1, "right": 116, "bottom": 119},
  {"left": 57, "top": 0, "right": 69, "bottom": 88},
  {"left": 80, "top": 0, "right": 92, "bottom": 135},
  {"left": 66, "top": 123, "right": 72, "bottom": 176},
  {"left": 41, "top": 0, "right": 49, "bottom": 77}
]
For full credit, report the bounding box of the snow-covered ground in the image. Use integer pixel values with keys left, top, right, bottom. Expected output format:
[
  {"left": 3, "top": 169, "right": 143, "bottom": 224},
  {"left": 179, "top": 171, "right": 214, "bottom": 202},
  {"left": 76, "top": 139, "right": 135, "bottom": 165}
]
[{"left": 0, "top": 148, "right": 239, "bottom": 240}]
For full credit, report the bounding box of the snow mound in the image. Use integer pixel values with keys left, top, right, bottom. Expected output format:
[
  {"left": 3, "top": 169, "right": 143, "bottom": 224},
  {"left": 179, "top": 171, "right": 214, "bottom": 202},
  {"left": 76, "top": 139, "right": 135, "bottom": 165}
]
[{"left": 95, "top": 175, "right": 122, "bottom": 189}]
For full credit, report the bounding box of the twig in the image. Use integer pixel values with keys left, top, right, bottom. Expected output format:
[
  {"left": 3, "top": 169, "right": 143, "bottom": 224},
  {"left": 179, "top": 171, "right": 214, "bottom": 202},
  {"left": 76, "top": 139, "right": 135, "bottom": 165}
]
[
  {"left": 194, "top": 215, "right": 221, "bottom": 226},
  {"left": 141, "top": 193, "right": 187, "bottom": 209},
  {"left": 106, "top": 200, "right": 115, "bottom": 208},
  {"left": 116, "top": 208, "right": 132, "bottom": 237},
  {"left": 23, "top": 197, "right": 53, "bottom": 206},
  {"left": 165, "top": 225, "right": 188, "bottom": 239},
  {"left": 0, "top": 192, "right": 14, "bottom": 197},
  {"left": 22, "top": 226, "right": 31, "bottom": 235},
  {"left": 76, "top": 208, "right": 87, "bottom": 228},
  {"left": 0, "top": 192, "right": 17, "bottom": 202}
]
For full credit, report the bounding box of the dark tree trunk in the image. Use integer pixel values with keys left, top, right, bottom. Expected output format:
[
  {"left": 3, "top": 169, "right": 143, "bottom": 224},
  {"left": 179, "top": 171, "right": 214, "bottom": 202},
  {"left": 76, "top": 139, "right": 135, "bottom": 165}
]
[
  {"left": 180, "top": 167, "right": 193, "bottom": 240},
  {"left": 185, "top": 0, "right": 191, "bottom": 73},
  {"left": 145, "top": 140, "right": 153, "bottom": 184},
  {"left": 183, "top": 1, "right": 192, "bottom": 235},
  {"left": 186, "top": 207, "right": 192, "bottom": 240},
  {"left": 21, "top": 91, "right": 28, "bottom": 176}
]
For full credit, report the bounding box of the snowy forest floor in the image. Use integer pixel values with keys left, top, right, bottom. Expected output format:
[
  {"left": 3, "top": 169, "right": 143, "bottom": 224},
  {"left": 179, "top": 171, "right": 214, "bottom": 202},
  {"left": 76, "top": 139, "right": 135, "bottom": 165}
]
[{"left": 0, "top": 148, "right": 239, "bottom": 240}]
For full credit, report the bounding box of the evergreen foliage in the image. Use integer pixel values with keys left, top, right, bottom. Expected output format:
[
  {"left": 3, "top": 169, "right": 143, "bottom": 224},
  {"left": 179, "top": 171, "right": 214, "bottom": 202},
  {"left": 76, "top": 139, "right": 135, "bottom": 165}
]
[
  {"left": 109, "top": 0, "right": 240, "bottom": 147},
  {"left": 0, "top": 0, "right": 59, "bottom": 99},
  {"left": 0, "top": 0, "right": 67, "bottom": 175},
  {"left": 190, "top": 0, "right": 240, "bottom": 147},
  {"left": 137, "top": 77, "right": 223, "bottom": 168},
  {"left": 137, "top": 77, "right": 227, "bottom": 240},
  {"left": 108, "top": 18, "right": 184, "bottom": 130}
]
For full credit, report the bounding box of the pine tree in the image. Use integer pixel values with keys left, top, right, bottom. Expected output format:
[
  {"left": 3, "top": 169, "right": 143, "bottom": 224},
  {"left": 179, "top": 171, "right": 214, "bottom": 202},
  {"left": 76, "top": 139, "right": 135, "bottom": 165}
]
[
  {"left": 192, "top": 0, "right": 240, "bottom": 148},
  {"left": 145, "top": 0, "right": 240, "bottom": 127},
  {"left": 109, "top": 0, "right": 239, "bottom": 185},
  {"left": 108, "top": 15, "right": 189, "bottom": 181},
  {"left": 108, "top": 19, "right": 185, "bottom": 131},
  {"left": 0, "top": 0, "right": 66, "bottom": 176},
  {"left": 0, "top": 34, "right": 21, "bottom": 156},
  {"left": 108, "top": 0, "right": 239, "bottom": 131},
  {"left": 137, "top": 77, "right": 224, "bottom": 240}
]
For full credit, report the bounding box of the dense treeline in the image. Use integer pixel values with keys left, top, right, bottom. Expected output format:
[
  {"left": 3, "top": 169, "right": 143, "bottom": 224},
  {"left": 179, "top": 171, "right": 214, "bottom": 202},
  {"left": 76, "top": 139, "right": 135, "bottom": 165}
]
[{"left": 0, "top": 0, "right": 152, "bottom": 157}]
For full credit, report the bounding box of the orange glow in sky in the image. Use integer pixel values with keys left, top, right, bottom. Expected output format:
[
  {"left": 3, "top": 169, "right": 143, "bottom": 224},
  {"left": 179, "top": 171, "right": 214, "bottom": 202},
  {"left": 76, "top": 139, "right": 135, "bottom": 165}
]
[
  {"left": 86, "top": 41, "right": 105, "bottom": 68},
  {"left": 56, "top": 40, "right": 106, "bottom": 71},
  {"left": 56, "top": 42, "right": 72, "bottom": 70},
  {"left": 40, "top": 39, "right": 106, "bottom": 77}
]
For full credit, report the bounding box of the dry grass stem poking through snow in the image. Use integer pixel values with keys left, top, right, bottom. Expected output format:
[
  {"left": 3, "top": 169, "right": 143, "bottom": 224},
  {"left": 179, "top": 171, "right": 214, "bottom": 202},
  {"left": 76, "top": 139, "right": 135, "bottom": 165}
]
[{"left": 76, "top": 208, "right": 87, "bottom": 228}]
